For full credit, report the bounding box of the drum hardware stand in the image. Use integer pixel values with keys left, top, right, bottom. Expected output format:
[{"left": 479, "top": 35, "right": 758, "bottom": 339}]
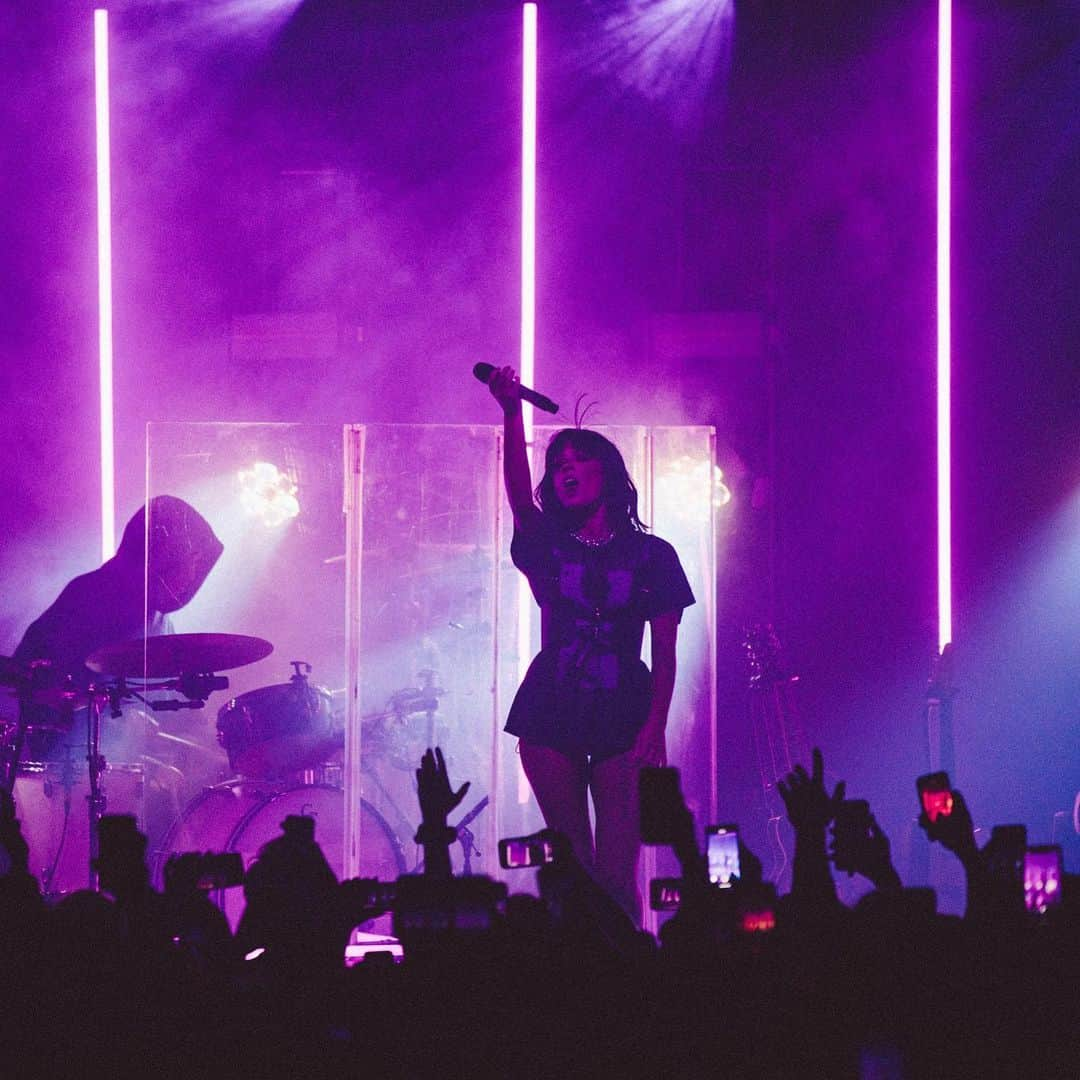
[
  {"left": 41, "top": 747, "right": 80, "bottom": 898},
  {"left": 144, "top": 672, "right": 228, "bottom": 712},
  {"left": 453, "top": 795, "right": 489, "bottom": 876},
  {"left": 0, "top": 703, "right": 26, "bottom": 798},
  {"left": 415, "top": 795, "right": 490, "bottom": 876},
  {"left": 85, "top": 683, "right": 112, "bottom": 890},
  {"left": 290, "top": 660, "right": 312, "bottom": 689}
]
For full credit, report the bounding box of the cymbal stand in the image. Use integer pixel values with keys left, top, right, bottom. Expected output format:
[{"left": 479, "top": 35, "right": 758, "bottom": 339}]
[
  {"left": 41, "top": 747, "right": 80, "bottom": 898},
  {"left": 85, "top": 680, "right": 125, "bottom": 890},
  {"left": 85, "top": 687, "right": 105, "bottom": 889}
]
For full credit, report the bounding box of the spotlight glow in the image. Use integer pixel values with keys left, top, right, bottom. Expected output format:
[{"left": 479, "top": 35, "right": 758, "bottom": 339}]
[
  {"left": 94, "top": 9, "right": 115, "bottom": 560},
  {"left": 662, "top": 457, "right": 732, "bottom": 513},
  {"left": 589, "top": 0, "right": 734, "bottom": 133},
  {"left": 937, "top": 0, "right": 953, "bottom": 652},
  {"left": 238, "top": 462, "right": 300, "bottom": 527}
]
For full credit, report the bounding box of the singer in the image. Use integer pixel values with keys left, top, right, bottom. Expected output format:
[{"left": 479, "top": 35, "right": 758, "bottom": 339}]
[{"left": 487, "top": 367, "right": 694, "bottom": 921}]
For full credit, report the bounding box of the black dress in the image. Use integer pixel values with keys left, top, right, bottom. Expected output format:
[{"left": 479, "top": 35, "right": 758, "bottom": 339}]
[{"left": 505, "top": 514, "right": 695, "bottom": 762}]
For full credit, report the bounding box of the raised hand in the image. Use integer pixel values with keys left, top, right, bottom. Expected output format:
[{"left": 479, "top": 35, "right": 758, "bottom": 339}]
[
  {"left": 778, "top": 748, "right": 845, "bottom": 832},
  {"left": 919, "top": 787, "right": 977, "bottom": 859},
  {"left": 487, "top": 365, "right": 523, "bottom": 414},
  {"left": 416, "top": 747, "right": 470, "bottom": 827},
  {"left": 830, "top": 808, "right": 902, "bottom": 890}
]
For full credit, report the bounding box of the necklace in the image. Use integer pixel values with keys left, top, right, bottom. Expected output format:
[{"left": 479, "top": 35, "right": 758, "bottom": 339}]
[{"left": 571, "top": 528, "right": 615, "bottom": 549}]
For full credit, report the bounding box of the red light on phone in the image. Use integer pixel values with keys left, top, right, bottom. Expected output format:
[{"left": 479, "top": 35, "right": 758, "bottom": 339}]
[
  {"left": 922, "top": 789, "right": 954, "bottom": 823},
  {"left": 741, "top": 910, "right": 776, "bottom": 933}
]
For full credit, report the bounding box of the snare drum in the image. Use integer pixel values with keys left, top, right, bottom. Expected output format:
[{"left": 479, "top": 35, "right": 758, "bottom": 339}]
[
  {"left": 216, "top": 681, "right": 339, "bottom": 778},
  {"left": 154, "top": 782, "right": 406, "bottom": 931},
  {"left": 13, "top": 761, "right": 144, "bottom": 898}
]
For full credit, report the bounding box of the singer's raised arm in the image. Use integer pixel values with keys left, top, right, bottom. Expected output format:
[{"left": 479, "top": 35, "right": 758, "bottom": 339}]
[{"left": 487, "top": 365, "right": 539, "bottom": 528}]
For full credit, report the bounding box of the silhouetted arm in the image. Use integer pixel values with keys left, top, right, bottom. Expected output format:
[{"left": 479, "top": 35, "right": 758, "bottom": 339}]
[
  {"left": 488, "top": 365, "right": 539, "bottom": 527},
  {"left": 778, "top": 748, "right": 843, "bottom": 911},
  {"left": 415, "top": 748, "right": 469, "bottom": 880}
]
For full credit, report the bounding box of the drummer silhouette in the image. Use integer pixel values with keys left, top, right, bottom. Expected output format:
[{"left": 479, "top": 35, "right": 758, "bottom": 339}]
[{"left": 13, "top": 496, "right": 223, "bottom": 745}]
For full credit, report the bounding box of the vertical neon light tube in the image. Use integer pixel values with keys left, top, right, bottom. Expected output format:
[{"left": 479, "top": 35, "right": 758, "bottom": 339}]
[
  {"left": 520, "top": 2, "right": 538, "bottom": 423},
  {"left": 517, "top": 4, "right": 539, "bottom": 804},
  {"left": 94, "top": 9, "right": 116, "bottom": 560},
  {"left": 936, "top": 0, "right": 952, "bottom": 652}
]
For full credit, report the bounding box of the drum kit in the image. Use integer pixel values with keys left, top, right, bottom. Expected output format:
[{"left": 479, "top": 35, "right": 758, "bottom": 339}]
[{"left": 0, "top": 631, "right": 458, "bottom": 910}]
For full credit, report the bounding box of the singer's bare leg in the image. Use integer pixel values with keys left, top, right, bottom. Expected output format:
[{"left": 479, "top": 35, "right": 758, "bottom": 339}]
[
  {"left": 518, "top": 740, "right": 595, "bottom": 871},
  {"left": 590, "top": 748, "right": 642, "bottom": 923}
]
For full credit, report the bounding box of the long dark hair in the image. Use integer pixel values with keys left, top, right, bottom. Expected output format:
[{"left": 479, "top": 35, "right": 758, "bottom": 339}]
[{"left": 535, "top": 428, "right": 647, "bottom": 533}]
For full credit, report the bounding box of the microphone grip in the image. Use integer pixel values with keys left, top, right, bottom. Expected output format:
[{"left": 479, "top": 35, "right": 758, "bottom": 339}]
[
  {"left": 473, "top": 363, "right": 559, "bottom": 414},
  {"left": 518, "top": 386, "right": 559, "bottom": 415}
]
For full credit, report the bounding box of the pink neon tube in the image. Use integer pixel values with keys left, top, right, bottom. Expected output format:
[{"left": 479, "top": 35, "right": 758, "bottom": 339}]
[
  {"left": 520, "top": 3, "right": 537, "bottom": 413},
  {"left": 516, "top": 4, "right": 539, "bottom": 788},
  {"left": 95, "top": 9, "right": 116, "bottom": 559},
  {"left": 936, "top": 0, "right": 952, "bottom": 651}
]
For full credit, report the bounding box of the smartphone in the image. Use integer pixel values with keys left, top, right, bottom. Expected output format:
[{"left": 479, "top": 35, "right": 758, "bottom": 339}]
[
  {"left": 831, "top": 799, "right": 873, "bottom": 874},
  {"left": 706, "top": 824, "right": 740, "bottom": 888},
  {"left": 649, "top": 877, "right": 682, "bottom": 911},
  {"left": 739, "top": 882, "right": 778, "bottom": 933},
  {"left": 916, "top": 772, "right": 953, "bottom": 823},
  {"left": 340, "top": 876, "right": 397, "bottom": 919},
  {"left": 164, "top": 851, "right": 245, "bottom": 892},
  {"left": 196, "top": 852, "right": 244, "bottom": 890},
  {"left": 498, "top": 831, "right": 558, "bottom": 869},
  {"left": 987, "top": 824, "right": 1027, "bottom": 883},
  {"left": 392, "top": 874, "right": 506, "bottom": 938},
  {"left": 1023, "top": 845, "right": 1063, "bottom": 915},
  {"left": 639, "top": 767, "right": 684, "bottom": 845}
]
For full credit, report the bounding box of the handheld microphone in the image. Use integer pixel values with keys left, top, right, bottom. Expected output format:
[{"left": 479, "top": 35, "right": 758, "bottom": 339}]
[{"left": 473, "top": 363, "right": 559, "bottom": 414}]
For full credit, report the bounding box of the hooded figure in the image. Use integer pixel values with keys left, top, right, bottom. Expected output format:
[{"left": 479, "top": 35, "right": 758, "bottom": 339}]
[{"left": 14, "top": 496, "right": 223, "bottom": 687}]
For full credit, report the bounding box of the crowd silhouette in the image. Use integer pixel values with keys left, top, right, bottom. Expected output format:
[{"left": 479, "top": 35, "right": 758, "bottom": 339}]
[{"left": 1, "top": 747, "right": 1076, "bottom": 1078}]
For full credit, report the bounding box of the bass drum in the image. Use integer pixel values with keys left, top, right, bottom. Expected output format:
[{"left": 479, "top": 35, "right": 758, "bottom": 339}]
[{"left": 154, "top": 782, "right": 406, "bottom": 932}]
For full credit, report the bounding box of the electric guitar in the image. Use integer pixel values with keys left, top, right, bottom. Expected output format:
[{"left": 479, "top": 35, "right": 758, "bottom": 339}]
[{"left": 743, "top": 624, "right": 810, "bottom": 890}]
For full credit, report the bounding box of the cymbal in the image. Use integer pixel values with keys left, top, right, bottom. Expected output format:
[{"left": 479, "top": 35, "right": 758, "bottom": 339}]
[{"left": 86, "top": 633, "right": 273, "bottom": 678}]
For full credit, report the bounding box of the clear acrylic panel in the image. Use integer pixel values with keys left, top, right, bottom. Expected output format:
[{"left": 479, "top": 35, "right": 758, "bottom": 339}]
[
  {"left": 144, "top": 422, "right": 356, "bottom": 896},
  {"left": 342, "top": 425, "right": 502, "bottom": 881}
]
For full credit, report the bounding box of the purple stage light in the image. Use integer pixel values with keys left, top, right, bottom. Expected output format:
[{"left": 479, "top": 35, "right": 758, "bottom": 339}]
[
  {"left": 94, "top": 9, "right": 115, "bottom": 560},
  {"left": 937, "top": 0, "right": 953, "bottom": 653}
]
